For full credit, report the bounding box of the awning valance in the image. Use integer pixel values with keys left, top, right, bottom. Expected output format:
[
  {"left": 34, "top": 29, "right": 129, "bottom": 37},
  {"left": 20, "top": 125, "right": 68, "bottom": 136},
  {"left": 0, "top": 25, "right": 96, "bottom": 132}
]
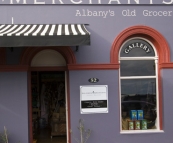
[{"left": 0, "top": 24, "right": 90, "bottom": 47}]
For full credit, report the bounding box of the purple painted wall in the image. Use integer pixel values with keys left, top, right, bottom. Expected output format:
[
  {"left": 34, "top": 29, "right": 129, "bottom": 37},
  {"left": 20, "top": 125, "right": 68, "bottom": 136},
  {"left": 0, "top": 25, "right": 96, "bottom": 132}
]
[
  {"left": 69, "top": 70, "right": 119, "bottom": 143},
  {"left": 1, "top": 4, "right": 173, "bottom": 143},
  {"left": 2, "top": 5, "right": 173, "bottom": 64},
  {"left": 0, "top": 72, "right": 28, "bottom": 143},
  {"left": 69, "top": 70, "right": 173, "bottom": 143}
]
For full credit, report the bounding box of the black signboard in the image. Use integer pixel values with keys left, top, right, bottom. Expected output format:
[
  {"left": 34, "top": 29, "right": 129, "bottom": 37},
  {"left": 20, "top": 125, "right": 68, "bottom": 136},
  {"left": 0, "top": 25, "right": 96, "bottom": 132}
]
[{"left": 81, "top": 100, "right": 107, "bottom": 108}]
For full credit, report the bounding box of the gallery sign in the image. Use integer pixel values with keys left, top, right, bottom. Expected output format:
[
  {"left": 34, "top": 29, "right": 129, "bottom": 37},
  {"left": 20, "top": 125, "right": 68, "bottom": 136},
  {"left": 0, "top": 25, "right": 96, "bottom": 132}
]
[
  {"left": 124, "top": 40, "right": 151, "bottom": 54},
  {"left": 1, "top": 0, "right": 173, "bottom": 5},
  {"left": 80, "top": 85, "right": 108, "bottom": 114}
]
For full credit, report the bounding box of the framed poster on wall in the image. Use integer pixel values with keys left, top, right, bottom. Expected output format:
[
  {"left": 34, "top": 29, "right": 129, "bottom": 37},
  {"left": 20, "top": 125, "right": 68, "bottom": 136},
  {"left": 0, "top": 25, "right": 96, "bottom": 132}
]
[{"left": 80, "top": 85, "right": 108, "bottom": 114}]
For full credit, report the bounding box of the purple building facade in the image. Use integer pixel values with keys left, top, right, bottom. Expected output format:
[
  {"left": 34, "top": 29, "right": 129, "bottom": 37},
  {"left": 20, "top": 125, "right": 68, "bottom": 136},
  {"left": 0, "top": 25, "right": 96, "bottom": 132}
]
[{"left": 0, "top": 1, "right": 173, "bottom": 143}]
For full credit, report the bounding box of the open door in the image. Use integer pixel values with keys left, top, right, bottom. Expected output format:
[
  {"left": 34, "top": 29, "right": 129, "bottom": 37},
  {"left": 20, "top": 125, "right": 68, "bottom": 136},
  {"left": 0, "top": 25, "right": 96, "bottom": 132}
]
[{"left": 31, "top": 71, "right": 67, "bottom": 143}]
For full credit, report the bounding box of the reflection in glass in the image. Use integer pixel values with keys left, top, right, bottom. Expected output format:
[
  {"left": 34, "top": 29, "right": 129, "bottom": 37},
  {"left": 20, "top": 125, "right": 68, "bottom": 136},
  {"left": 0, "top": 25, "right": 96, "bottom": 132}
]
[
  {"left": 121, "top": 79, "right": 156, "bottom": 95},
  {"left": 120, "top": 60, "right": 155, "bottom": 76},
  {"left": 121, "top": 79, "right": 157, "bottom": 130}
]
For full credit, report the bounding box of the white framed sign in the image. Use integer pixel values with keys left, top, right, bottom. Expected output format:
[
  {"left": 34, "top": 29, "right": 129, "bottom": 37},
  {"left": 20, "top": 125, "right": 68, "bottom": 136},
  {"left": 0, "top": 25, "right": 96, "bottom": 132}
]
[{"left": 80, "top": 85, "right": 108, "bottom": 114}]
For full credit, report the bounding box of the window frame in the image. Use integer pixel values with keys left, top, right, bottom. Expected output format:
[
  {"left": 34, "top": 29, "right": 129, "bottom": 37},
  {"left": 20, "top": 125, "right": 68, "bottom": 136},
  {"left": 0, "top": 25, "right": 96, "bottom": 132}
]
[{"left": 119, "top": 37, "right": 163, "bottom": 134}]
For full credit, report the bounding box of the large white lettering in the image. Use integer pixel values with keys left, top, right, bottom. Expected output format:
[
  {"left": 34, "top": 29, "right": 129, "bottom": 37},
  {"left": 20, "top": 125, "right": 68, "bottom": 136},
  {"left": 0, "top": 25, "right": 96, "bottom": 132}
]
[
  {"left": 89, "top": 0, "right": 101, "bottom": 4},
  {"left": 76, "top": 10, "right": 82, "bottom": 16},
  {"left": 34, "top": 0, "right": 45, "bottom": 4},
  {"left": 108, "top": 0, "right": 121, "bottom": 4},
  {"left": 128, "top": 0, "right": 139, "bottom": 4},
  {"left": 10, "top": 0, "right": 26, "bottom": 4},
  {"left": 52, "top": 0, "right": 64, "bottom": 4},
  {"left": 75, "top": 9, "right": 114, "bottom": 18},
  {"left": 162, "top": 0, "right": 173, "bottom": 4},
  {"left": 124, "top": 42, "right": 151, "bottom": 54},
  {"left": 4, "top": 0, "right": 173, "bottom": 5},
  {"left": 143, "top": 10, "right": 172, "bottom": 16},
  {"left": 71, "top": 0, "right": 82, "bottom": 4}
]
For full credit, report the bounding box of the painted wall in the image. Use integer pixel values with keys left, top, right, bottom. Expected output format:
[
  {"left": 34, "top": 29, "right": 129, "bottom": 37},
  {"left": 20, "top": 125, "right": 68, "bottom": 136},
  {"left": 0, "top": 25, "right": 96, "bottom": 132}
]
[
  {"left": 2, "top": 5, "right": 173, "bottom": 64},
  {"left": 1, "top": 4, "right": 173, "bottom": 143},
  {"left": 69, "top": 69, "right": 173, "bottom": 143},
  {"left": 69, "top": 70, "right": 119, "bottom": 143},
  {"left": 0, "top": 72, "right": 28, "bottom": 143}
]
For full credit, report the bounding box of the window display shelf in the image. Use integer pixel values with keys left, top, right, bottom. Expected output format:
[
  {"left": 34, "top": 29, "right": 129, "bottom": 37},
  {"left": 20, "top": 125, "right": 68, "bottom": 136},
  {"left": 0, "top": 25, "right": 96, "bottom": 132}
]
[{"left": 120, "top": 130, "right": 164, "bottom": 134}]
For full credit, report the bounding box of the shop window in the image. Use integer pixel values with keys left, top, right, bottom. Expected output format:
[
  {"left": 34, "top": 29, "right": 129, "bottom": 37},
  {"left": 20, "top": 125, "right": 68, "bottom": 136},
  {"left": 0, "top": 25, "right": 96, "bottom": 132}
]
[{"left": 120, "top": 38, "right": 160, "bottom": 133}]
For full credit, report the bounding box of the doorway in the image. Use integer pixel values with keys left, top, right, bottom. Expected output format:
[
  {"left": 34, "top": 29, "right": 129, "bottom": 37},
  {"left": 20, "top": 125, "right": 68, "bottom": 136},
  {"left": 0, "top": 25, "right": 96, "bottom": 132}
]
[{"left": 31, "top": 71, "right": 67, "bottom": 143}]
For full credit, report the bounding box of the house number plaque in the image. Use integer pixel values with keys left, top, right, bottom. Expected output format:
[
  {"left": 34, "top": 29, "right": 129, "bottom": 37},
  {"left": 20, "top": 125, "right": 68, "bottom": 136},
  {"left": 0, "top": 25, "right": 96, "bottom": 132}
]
[{"left": 88, "top": 78, "right": 99, "bottom": 83}]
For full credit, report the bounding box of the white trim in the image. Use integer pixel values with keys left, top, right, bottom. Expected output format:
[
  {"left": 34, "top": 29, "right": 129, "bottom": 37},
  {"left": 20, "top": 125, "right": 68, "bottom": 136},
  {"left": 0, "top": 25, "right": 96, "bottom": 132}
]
[
  {"left": 119, "top": 37, "right": 160, "bottom": 133},
  {"left": 120, "top": 130, "right": 164, "bottom": 134},
  {"left": 65, "top": 72, "right": 69, "bottom": 143},
  {"left": 120, "top": 57, "right": 158, "bottom": 60},
  {"left": 119, "top": 69, "right": 122, "bottom": 132},
  {"left": 120, "top": 76, "right": 156, "bottom": 79},
  {"left": 155, "top": 59, "right": 160, "bottom": 129}
]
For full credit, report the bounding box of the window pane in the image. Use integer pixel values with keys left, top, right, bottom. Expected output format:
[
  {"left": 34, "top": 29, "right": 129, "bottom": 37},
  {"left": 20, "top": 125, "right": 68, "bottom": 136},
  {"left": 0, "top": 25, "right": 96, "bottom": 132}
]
[
  {"left": 120, "top": 60, "right": 155, "bottom": 76},
  {"left": 121, "top": 79, "right": 157, "bottom": 130},
  {"left": 121, "top": 79, "right": 156, "bottom": 95},
  {"left": 120, "top": 39, "right": 155, "bottom": 57}
]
